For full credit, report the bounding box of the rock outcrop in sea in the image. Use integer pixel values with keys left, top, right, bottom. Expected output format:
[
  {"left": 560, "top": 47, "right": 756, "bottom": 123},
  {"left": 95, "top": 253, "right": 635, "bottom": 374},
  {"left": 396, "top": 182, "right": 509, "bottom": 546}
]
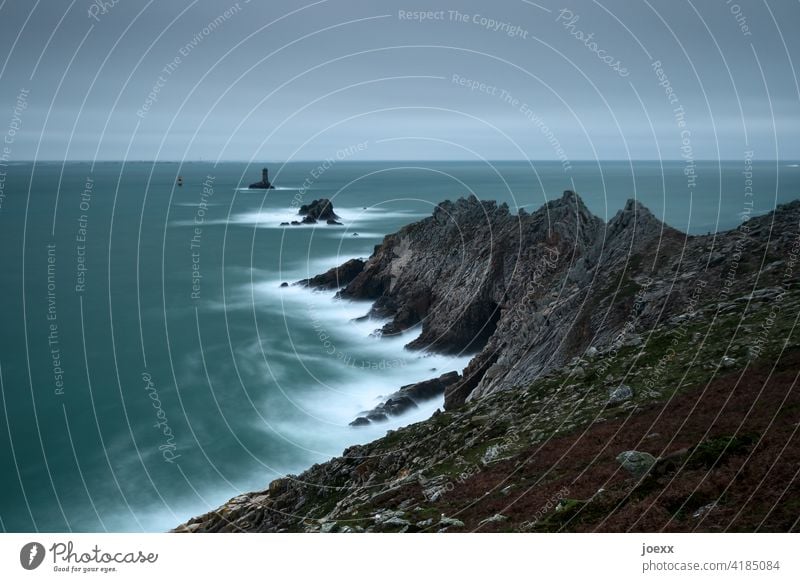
[
  {"left": 281, "top": 198, "right": 344, "bottom": 227},
  {"left": 299, "top": 198, "right": 341, "bottom": 224},
  {"left": 248, "top": 167, "right": 275, "bottom": 189},
  {"left": 349, "top": 371, "right": 461, "bottom": 426},
  {"left": 175, "top": 192, "right": 800, "bottom": 533}
]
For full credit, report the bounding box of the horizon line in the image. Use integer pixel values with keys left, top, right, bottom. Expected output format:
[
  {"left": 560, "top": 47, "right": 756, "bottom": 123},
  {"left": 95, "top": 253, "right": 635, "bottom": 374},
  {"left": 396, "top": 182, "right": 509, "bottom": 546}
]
[{"left": 7, "top": 158, "right": 800, "bottom": 164}]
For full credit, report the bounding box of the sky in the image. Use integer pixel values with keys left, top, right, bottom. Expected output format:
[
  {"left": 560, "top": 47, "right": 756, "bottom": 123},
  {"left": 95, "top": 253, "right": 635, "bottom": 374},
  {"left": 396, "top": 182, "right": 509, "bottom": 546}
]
[{"left": 0, "top": 0, "right": 798, "bottom": 161}]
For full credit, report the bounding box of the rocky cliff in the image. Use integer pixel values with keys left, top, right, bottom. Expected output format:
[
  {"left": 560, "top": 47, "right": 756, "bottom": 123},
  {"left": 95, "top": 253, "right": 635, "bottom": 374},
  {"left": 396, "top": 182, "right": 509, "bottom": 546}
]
[
  {"left": 175, "top": 192, "right": 800, "bottom": 532},
  {"left": 324, "top": 191, "right": 782, "bottom": 409}
]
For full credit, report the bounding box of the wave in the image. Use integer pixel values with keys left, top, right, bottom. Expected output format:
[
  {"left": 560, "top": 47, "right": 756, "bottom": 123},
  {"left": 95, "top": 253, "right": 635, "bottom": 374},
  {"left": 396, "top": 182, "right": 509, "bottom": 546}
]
[
  {"left": 250, "top": 281, "right": 471, "bottom": 434},
  {"left": 171, "top": 206, "right": 425, "bottom": 230},
  {"left": 235, "top": 186, "right": 301, "bottom": 191}
]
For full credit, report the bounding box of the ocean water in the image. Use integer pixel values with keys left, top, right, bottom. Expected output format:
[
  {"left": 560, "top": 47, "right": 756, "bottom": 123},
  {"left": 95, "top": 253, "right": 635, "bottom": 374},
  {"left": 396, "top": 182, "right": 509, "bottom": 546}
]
[{"left": 0, "top": 160, "right": 797, "bottom": 532}]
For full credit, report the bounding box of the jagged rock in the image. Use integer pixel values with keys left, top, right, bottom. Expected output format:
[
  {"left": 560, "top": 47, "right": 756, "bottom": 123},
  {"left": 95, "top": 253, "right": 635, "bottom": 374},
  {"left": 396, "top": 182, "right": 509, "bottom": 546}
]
[
  {"left": 349, "top": 417, "right": 370, "bottom": 427},
  {"left": 298, "top": 259, "right": 366, "bottom": 290},
  {"left": 616, "top": 450, "right": 657, "bottom": 478},
  {"left": 299, "top": 198, "right": 339, "bottom": 222},
  {"left": 349, "top": 372, "right": 461, "bottom": 426},
  {"left": 329, "top": 193, "right": 800, "bottom": 409},
  {"left": 383, "top": 396, "right": 417, "bottom": 416}
]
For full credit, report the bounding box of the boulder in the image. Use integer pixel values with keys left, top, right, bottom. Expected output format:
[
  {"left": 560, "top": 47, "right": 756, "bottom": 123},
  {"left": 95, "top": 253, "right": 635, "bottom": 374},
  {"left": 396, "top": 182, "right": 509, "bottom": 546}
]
[
  {"left": 438, "top": 516, "right": 465, "bottom": 529},
  {"left": 479, "top": 513, "right": 508, "bottom": 526},
  {"left": 616, "top": 450, "right": 657, "bottom": 478},
  {"left": 607, "top": 384, "right": 633, "bottom": 406}
]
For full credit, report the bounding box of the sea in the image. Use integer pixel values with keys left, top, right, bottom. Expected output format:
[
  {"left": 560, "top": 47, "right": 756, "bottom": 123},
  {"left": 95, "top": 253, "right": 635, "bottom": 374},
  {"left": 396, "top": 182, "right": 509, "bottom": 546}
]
[{"left": 0, "top": 160, "right": 797, "bottom": 532}]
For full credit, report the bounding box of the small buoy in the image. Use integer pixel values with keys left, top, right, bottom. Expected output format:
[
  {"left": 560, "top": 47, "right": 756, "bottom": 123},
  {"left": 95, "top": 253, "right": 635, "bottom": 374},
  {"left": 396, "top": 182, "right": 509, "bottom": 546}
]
[{"left": 177, "top": 176, "right": 184, "bottom": 186}]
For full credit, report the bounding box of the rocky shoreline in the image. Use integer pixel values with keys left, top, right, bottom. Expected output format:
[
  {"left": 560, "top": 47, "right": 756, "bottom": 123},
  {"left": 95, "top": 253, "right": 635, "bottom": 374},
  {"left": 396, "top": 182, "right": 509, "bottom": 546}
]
[{"left": 175, "top": 192, "right": 800, "bottom": 532}]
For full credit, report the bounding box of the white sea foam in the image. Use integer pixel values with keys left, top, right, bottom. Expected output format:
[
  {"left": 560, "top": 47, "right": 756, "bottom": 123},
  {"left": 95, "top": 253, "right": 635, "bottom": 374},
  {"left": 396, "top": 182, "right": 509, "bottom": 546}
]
[
  {"left": 235, "top": 186, "right": 301, "bottom": 191},
  {"left": 171, "top": 206, "right": 425, "bottom": 229},
  {"left": 245, "top": 280, "right": 472, "bottom": 457}
]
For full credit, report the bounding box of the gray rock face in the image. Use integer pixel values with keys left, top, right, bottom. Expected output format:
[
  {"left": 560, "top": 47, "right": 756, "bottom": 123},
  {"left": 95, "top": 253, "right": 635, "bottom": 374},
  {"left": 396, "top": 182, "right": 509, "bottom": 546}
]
[
  {"left": 616, "top": 450, "right": 657, "bottom": 478},
  {"left": 310, "top": 193, "right": 800, "bottom": 409},
  {"left": 298, "top": 258, "right": 365, "bottom": 290}
]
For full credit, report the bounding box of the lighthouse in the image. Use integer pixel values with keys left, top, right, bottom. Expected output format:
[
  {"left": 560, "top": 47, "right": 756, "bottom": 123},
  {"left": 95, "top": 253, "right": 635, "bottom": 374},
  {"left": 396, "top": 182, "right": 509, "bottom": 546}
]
[{"left": 248, "top": 166, "right": 275, "bottom": 189}]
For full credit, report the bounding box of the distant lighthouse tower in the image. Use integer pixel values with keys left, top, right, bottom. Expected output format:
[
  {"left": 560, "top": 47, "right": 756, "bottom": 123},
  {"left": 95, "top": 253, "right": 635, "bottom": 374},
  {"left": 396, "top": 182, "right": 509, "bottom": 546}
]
[{"left": 248, "top": 166, "right": 275, "bottom": 189}]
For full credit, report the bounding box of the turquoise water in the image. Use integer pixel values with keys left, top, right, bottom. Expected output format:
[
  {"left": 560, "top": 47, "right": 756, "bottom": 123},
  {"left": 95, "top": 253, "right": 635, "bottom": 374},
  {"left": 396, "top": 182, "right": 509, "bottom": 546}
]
[{"left": 0, "top": 160, "right": 797, "bottom": 532}]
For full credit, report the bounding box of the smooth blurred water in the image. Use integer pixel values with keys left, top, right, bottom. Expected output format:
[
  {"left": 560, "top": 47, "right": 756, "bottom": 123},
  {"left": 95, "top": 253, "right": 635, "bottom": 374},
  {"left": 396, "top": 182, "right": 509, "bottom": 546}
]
[{"left": 0, "top": 160, "right": 797, "bottom": 532}]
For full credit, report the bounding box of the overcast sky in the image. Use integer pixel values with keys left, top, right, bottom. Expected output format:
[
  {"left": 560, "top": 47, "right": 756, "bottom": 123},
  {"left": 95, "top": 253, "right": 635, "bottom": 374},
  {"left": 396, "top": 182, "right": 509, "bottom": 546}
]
[{"left": 0, "top": 0, "right": 797, "bottom": 161}]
